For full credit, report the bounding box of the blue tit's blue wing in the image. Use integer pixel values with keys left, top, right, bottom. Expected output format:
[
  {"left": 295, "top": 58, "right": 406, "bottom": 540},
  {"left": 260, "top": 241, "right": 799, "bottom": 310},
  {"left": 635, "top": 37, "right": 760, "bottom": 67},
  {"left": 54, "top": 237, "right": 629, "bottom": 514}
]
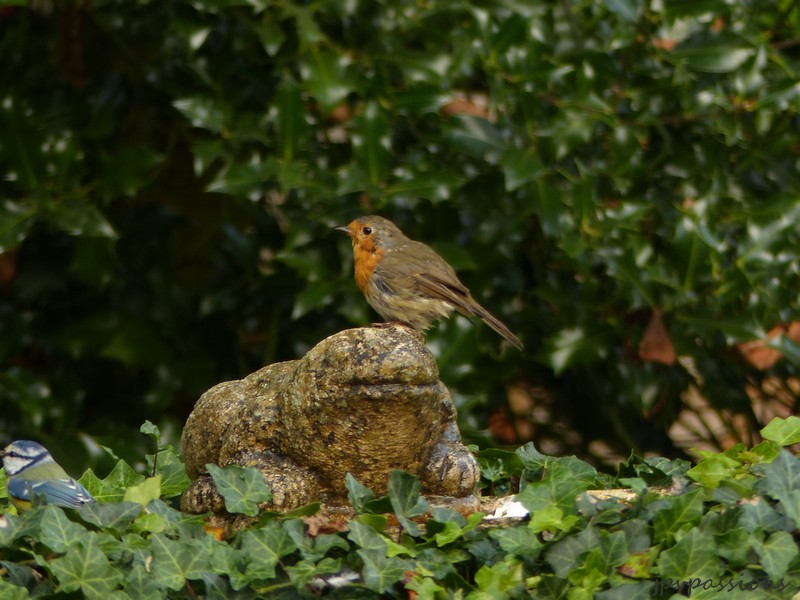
[
  {"left": 6, "top": 477, "right": 36, "bottom": 503},
  {"left": 34, "top": 478, "right": 96, "bottom": 508},
  {"left": 8, "top": 477, "right": 95, "bottom": 508}
]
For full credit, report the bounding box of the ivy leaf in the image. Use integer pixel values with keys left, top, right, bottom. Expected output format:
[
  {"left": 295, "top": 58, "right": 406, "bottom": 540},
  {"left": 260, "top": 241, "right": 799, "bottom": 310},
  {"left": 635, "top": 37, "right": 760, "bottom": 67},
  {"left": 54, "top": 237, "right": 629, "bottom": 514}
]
[
  {"left": 652, "top": 489, "right": 704, "bottom": 544},
  {"left": 123, "top": 475, "right": 162, "bottom": 506},
  {"left": 286, "top": 557, "right": 342, "bottom": 589},
  {"left": 529, "top": 505, "right": 581, "bottom": 535},
  {"left": 152, "top": 461, "right": 190, "bottom": 500},
  {"left": 39, "top": 506, "right": 92, "bottom": 553},
  {"left": 283, "top": 518, "right": 348, "bottom": 563},
  {"left": 516, "top": 456, "right": 596, "bottom": 513},
  {"left": 754, "top": 450, "right": 800, "bottom": 498},
  {"left": 489, "top": 524, "right": 544, "bottom": 559},
  {"left": 753, "top": 531, "right": 798, "bottom": 581},
  {"left": 139, "top": 420, "right": 161, "bottom": 444},
  {"left": 473, "top": 559, "right": 524, "bottom": 594},
  {"left": 49, "top": 533, "right": 124, "bottom": 599},
  {"left": 432, "top": 511, "right": 483, "bottom": 547},
  {"left": 0, "top": 510, "right": 42, "bottom": 547},
  {"left": 515, "top": 442, "right": 548, "bottom": 470},
  {"left": 149, "top": 534, "right": 213, "bottom": 591},
  {"left": 123, "top": 564, "right": 166, "bottom": 599},
  {"left": 140, "top": 443, "right": 188, "bottom": 501},
  {"left": 595, "top": 531, "right": 629, "bottom": 573},
  {"left": 206, "top": 464, "right": 272, "bottom": 516},
  {"left": 739, "top": 499, "right": 790, "bottom": 533},
  {"left": 545, "top": 526, "right": 599, "bottom": 577},
  {"left": 345, "top": 473, "right": 375, "bottom": 513},
  {"left": 739, "top": 441, "right": 781, "bottom": 465},
  {"left": 770, "top": 490, "right": 800, "bottom": 529},
  {"left": 77, "top": 502, "right": 143, "bottom": 531},
  {"left": 142, "top": 498, "right": 203, "bottom": 535},
  {"left": 656, "top": 528, "right": 720, "bottom": 581},
  {"left": 347, "top": 519, "right": 387, "bottom": 553},
  {"left": 357, "top": 547, "right": 414, "bottom": 594},
  {"left": 687, "top": 453, "right": 740, "bottom": 490},
  {"left": 0, "top": 566, "right": 38, "bottom": 599},
  {"left": 239, "top": 521, "right": 296, "bottom": 582},
  {"left": 387, "top": 470, "right": 429, "bottom": 537},
  {"left": 79, "top": 459, "right": 145, "bottom": 503},
  {"left": 405, "top": 575, "right": 446, "bottom": 598},
  {"left": 760, "top": 417, "right": 800, "bottom": 447}
]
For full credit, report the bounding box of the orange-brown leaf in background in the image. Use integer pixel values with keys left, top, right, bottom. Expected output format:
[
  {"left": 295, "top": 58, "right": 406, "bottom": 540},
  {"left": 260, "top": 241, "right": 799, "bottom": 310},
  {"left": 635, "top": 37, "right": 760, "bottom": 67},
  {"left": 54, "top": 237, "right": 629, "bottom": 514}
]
[
  {"left": 653, "top": 38, "right": 678, "bottom": 51},
  {"left": 737, "top": 322, "right": 800, "bottom": 370},
  {"left": 0, "top": 249, "right": 18, "bottom": 286},
  {"left": 639, "top": 309, "right": 676, "bottom": 365},
  {"left": 441, "top": 95, "right": 489, "bottom": 119},
  {"left": 488, "top": 407, "right": 519, "bottom": 444},
  {"left": 329, "top": 103, "right": 352, "bottom": 124}
]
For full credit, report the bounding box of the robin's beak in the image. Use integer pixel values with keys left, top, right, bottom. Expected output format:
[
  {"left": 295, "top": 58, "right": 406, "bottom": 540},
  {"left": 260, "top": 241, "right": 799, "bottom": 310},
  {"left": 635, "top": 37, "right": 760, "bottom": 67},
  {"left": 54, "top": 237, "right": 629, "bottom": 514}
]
[{"left": 335, "top": 225, "right": 351, "bottom": 235}]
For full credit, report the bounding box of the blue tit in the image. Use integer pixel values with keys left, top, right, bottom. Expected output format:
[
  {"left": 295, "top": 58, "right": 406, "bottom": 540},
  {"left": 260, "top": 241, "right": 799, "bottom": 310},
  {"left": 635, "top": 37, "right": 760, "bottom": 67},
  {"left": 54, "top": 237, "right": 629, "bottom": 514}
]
[{"left": 1, "top": 440, "right": 96, "bottom": 512}]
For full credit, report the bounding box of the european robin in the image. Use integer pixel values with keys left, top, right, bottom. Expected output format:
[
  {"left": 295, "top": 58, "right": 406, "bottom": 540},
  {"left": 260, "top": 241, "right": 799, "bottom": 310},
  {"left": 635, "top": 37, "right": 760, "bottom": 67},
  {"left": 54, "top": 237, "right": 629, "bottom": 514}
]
[{"left": 337, "top": 215, "right": 523, "bottom": 350}]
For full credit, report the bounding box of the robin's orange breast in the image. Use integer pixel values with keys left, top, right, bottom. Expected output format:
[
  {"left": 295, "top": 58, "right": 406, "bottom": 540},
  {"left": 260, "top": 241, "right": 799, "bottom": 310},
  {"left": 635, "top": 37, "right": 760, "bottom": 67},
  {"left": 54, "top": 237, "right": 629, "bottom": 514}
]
[{"left": 353, "top": 242, "right": 384, "bottom": 298}]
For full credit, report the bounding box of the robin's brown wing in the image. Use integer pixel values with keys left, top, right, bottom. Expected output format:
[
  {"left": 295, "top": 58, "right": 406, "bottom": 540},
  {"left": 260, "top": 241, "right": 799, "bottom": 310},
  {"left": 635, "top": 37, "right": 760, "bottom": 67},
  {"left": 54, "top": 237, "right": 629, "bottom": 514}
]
[
  {"left": 378, "top": 241, "right": 469, "bottom": 303},
  {"left": 380, "top": 242, "right": 523, "bottom": 349}
]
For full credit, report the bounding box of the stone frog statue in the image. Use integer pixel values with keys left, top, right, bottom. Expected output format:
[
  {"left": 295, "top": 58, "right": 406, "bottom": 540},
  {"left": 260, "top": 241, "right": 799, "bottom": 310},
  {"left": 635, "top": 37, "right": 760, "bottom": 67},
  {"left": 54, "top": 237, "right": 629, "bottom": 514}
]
[{"left": 180, "top": 326, "right": 480, "bottom": 514}]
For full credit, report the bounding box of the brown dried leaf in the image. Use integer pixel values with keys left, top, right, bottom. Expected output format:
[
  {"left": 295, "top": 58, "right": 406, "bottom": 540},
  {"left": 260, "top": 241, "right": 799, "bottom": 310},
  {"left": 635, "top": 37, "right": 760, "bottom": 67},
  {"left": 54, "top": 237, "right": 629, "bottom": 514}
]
[
  {"left": 0, "top": 249, "right": 18, "bottom": 286},
  {"left": 653, "top": 38, "right": 678, "bottom": 51},
  {"left": 303, "top": 513, "right": 349, "bottom": 536},
  {"left": 639, "top": 309, "right": 676, "bottom": 365},
  {"left": 736, "top": 322, "right": 800, "bottom": 370},
  {"left": 441, "top": 95, "right": 489, "bottom": 119}
]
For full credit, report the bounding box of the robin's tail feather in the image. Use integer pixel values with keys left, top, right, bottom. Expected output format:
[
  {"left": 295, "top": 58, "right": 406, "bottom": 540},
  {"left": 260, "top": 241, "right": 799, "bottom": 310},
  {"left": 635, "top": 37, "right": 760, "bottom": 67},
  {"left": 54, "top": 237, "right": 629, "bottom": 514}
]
[{"left": 467, "top": 300, "right": 523, "bottom": 350}]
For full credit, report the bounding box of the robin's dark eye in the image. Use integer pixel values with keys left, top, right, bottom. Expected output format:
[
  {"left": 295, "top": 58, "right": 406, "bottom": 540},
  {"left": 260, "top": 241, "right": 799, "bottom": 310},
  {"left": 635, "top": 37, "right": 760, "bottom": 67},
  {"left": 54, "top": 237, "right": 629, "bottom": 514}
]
[{"left": 362, "top": 226, "right": 372, "bottom": 235}]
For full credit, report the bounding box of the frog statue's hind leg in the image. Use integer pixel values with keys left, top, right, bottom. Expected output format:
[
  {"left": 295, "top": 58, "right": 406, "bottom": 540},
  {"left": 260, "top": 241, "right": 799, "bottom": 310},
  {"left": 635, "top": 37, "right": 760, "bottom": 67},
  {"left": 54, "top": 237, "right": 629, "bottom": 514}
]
[{"left": 418, "top": 382, "right": 480, "bottom": 497}]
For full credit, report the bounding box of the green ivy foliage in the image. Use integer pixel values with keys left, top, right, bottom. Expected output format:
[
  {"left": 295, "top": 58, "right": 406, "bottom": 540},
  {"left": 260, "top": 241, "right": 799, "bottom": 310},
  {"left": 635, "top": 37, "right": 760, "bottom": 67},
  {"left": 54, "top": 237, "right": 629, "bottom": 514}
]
[
  {"left": 2, "top": 418, "right": 800, "bottom": 597},
  {"left": 0, "top": 0, "right": 798, "bottom": 459}
]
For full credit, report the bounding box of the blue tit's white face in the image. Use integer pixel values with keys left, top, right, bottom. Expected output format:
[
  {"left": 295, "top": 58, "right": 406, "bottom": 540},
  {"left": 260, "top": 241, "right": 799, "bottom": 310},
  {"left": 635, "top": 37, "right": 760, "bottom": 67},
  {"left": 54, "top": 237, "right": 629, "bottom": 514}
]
[{"left": 2, "top": 440, "right": 54, "bottom": 477}]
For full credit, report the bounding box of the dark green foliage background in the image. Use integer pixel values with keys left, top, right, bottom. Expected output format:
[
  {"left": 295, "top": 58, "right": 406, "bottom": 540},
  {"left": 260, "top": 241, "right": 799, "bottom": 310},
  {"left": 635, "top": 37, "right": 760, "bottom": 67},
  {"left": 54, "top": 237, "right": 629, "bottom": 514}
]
[{"left": 1, "top": 0, "right": 798, "bottom": 466}]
